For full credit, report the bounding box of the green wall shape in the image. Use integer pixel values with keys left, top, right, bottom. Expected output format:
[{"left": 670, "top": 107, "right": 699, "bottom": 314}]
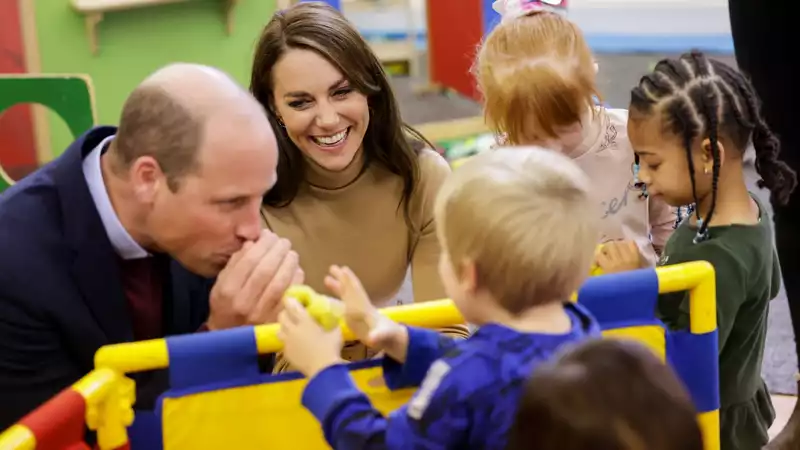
[
  {"left": 0, "top": 75, "right": 96, "bottom": 192},
  {"left": 36, "top": 0, "right": 278, "bottom": 155}
]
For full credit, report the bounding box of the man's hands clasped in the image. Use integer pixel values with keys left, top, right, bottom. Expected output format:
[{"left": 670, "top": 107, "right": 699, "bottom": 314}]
[{"left": 207, "top": 230, "right": 304, "bottom": 331}]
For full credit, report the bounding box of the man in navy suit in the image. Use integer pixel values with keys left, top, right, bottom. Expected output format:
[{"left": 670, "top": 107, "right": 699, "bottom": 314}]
[{"left": 0, "top": 64, "right": 303, "bottom": 429}]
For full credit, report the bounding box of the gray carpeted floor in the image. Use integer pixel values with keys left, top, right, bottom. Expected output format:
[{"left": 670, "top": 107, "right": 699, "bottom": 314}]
[{"left": 389, "top": 52, "right": 798, "bottom": 395}]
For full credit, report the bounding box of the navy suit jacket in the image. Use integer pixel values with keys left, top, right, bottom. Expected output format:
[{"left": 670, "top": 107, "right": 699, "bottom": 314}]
[{"left": 0, "top": 126, "right": 214, "bottom": 429}]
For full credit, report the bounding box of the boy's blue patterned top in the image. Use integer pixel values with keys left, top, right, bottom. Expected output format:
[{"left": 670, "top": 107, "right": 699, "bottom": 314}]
[{"left": 302, "top": 303, "right": 600, "bottom": 449}]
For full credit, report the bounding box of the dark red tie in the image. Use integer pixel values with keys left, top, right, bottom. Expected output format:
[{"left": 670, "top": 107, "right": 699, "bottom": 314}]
[{"left": 118, "top": 256, "right": 164, "bottom": 341}]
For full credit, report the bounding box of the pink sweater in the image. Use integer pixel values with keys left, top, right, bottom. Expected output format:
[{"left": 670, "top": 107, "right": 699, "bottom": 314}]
[{"left": 569, "top": 108, "right": 676, "bottom": 265}]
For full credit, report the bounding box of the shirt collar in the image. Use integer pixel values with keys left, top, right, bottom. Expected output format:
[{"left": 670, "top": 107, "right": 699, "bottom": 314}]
[{"left": 82, "top": 135, "right": 149, "bottom": 260}]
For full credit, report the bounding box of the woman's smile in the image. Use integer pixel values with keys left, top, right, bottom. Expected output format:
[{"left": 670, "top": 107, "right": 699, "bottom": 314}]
[{"left": 309, "top": 127, "right": 351, "bottom": 153}]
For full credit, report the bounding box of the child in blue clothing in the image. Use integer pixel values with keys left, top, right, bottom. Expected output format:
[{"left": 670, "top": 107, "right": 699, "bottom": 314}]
[{"left": 277, "top": 147, "right": 602, "bottom": 449}]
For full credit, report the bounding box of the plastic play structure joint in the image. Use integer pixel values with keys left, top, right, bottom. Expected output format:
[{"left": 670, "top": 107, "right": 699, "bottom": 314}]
[
  {"left": 75, "top": 369, "right": 136, "bottom": 450},
  {"left": 0, "top": 369, "right": 134, "bottom": 450}
]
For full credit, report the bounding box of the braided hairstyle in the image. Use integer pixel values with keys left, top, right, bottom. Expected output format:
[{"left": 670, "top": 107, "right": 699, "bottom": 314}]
[{"left": 630, "top": 50, "right": 797, "bottom": 243}]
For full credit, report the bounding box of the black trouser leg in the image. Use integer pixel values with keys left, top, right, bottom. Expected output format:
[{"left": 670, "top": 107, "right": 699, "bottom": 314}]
[{"left": 729, "top": 1, "right": 800, "bottom": 366}]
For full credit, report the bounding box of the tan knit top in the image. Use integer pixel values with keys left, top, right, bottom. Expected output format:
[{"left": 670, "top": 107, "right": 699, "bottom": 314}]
[{"left": 262, "top": 147, "right": 470, "bottom": 371}]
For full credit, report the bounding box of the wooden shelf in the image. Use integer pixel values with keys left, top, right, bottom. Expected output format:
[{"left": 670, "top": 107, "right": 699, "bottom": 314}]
[{"left": 70, "top": 0, "right": 239, "bottom": 55}]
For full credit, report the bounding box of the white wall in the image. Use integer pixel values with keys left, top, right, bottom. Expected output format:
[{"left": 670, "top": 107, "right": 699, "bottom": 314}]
[
  {"left": 568, "top": 0, "right": 731, "bottom": 35},
  {"left": 344, "top": 0, "right": 734, "bottom": 53}
]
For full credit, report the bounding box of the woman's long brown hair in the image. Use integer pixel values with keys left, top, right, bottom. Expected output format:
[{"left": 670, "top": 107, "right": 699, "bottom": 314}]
[{"left": 250, "top": 2, "right": 433, "bottom": 227}]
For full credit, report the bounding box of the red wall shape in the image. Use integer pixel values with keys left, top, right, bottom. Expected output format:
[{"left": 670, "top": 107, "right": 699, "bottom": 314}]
[
  {"left": 427, "top": 0, "right": 483, "bottom": 102},
  {"left": 0, "top": 0, "right": 37, "bottom": 179}
]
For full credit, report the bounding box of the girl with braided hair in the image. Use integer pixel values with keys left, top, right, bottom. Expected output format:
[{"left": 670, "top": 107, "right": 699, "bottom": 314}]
[{"left": 625, "top": 50, "right": 797, "bottom": 450}]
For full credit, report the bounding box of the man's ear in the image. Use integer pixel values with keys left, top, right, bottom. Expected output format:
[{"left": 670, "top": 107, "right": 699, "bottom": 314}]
[
  {"left": 700, "top": 138, "right": 726, "bottom": 174},
  {"left": 129, "top": 156, "right": 163, "bottom": 203}
]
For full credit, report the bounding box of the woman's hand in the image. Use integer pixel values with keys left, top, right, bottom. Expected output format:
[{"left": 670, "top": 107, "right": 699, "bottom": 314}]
[
  {"left": 277, "top": 297, "right": 344, "bottom": 379},
  {"left": 595, "top": 240, "right": 644, "bottom": 274},
  {"left": 325, "top": 265, "right": 408, "bottom": 361}
]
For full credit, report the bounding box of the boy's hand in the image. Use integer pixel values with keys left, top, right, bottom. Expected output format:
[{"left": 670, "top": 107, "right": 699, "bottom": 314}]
[
  {"left": 595, "top": 241, "right": 644, "bottom": 274},
  {"left": 325, "top": 265, "right": 408, "bottom": 361},
  {"left": 325, "top": 265, "right": 378, "bottom": 343},
  {"left": 277, "top": 297, "right": 344, "bottom": 379}
]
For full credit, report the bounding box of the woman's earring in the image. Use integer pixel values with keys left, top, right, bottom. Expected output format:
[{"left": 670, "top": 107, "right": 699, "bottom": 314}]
[{"left": 271, "top": 110, "right": 285, "bottom": 128}]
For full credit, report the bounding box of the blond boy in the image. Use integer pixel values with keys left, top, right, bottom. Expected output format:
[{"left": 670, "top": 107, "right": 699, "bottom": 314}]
[{"left": 277, "top": 147, "right": 602, "bottom": 449}]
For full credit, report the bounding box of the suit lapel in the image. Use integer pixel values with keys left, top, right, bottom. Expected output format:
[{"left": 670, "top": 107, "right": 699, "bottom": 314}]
[
  {"left": 166, "top": 260, "right": 212, "bottom": 335},
  {"left": 56, "top": 126, "right": 134, "bottom": 344},
  {"left": 166, "top": 261, "right": 190, "bottom": 335},
  {"left": 71, "top": 246, "right": 134, "bottom": 343}
]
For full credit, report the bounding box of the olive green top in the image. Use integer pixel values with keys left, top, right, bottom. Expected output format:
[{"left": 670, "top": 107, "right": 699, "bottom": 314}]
[{"left": 657, "top": 196, "right": 778, "bottom": 450}]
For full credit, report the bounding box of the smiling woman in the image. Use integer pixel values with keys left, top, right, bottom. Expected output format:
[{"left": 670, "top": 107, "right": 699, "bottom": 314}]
[{"left": 249, "top": 1, "right": 469, "bottom": 371}]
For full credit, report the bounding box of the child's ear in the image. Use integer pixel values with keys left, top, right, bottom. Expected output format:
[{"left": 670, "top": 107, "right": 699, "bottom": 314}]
[
  {"left": 457, "top": 259, "right": 478, "bottom": 295},
  {"left": 700, "top": 138, "right": 726, "bottom": 174}
]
